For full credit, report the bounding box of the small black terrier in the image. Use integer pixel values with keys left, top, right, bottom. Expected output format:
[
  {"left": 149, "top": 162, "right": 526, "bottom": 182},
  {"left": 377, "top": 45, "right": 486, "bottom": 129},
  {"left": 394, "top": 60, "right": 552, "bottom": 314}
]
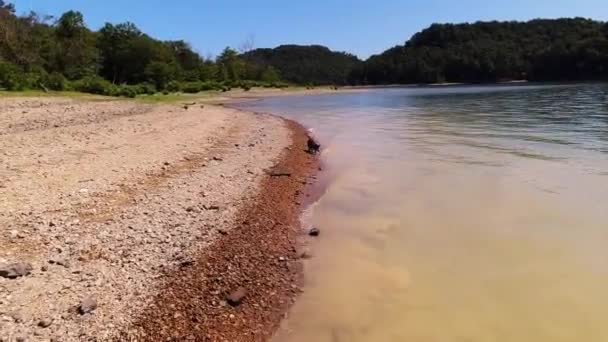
[{"left": 307, "top": 135, "right": 321, "bottom": 154}]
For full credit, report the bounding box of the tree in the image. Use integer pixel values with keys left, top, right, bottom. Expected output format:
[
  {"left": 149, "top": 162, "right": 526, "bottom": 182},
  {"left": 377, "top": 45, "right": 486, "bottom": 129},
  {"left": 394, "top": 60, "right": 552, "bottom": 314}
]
[
  {"left": 53, "top": 11, "right": 99, "bottom": 79},
  {"left": 260, "top": 66, "right": 280, "bottom": 83},
  {"left": 359, "top": 18, "right": 608, "bottom": 84},
  {"left": 145, "top": 61, "right": 177, "bottom": 90},
  {"left": 97, "top": 22, "right": 143, "bottom": 83},
  {"left": 216, "top": 47, "right": 245, "bottom": 82},
  {"left": 243, "top": 45, "right": 361, "bottom": 85}
]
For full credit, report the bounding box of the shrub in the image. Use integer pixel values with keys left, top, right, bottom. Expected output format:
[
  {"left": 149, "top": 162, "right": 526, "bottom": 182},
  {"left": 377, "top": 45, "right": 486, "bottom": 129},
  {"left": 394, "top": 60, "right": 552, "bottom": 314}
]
[
  {"left": 0, "top": 62, "right": 27, "bottom": 91},
  {"left": 115, "top": 85, "right": 137, "bottom": 98},
  {"left": 43, "top": 72, "right": 68, "bottom": 91},
  {"left": 166, "top": 81, "right": 181, "bottom": 93},
  {"left": 136, "top": 82, "right": 157, "bottom": 95},
  {"left": 200, "top": 81, "right": 222, "bottom": 91},
  {"left": 181, "top": 81, "right": 202, "bottom": 94},
  {"left": 72, "top": 76, "right": 116, "bottom": 96}
]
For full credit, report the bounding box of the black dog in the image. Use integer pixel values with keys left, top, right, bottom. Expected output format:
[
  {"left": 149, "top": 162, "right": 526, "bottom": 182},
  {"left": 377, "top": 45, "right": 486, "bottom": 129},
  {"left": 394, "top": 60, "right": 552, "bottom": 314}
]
[{"left": 307, "top": 135, "right": 321, "bottom": 154}]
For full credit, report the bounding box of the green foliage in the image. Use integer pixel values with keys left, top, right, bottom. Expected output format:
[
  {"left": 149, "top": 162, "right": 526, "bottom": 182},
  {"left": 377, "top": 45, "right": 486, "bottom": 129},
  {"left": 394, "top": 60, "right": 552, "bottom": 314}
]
[
  {"left": 243, "top": 45, "right": 360, "bottom": 85},
  {"left": 0, "top": 61, "right": 27, "bottom": 90},
  {"left": 166, "top": 80, "right": 181, "bottom": 93},
  {"left": 361, "top": 18, "right": 608, "bottom": 84},
  {"left": 115, "top": 85, "right": 137, "bottom": 98},
  {"left": 133, "top": 82, "right": 157, "bottom": 95},
  {"left": 6, "top": 3, "right": 608, "bottom": 94},
  {"left": 71, "top": 76, "right": 116, "bottom": 95},
  {"left": 216, "top": 47, "right": 245, "bottom": 82},
  {"left": 260, "top": 66, "right": 281, "bottom": 83},
  {"left": 43, "top": 72, "right": 68, "bottom": 91},
  {"left": 54, "top": 10, "right": 99, "bottom": 79},
  {"left": 144, "top": 61, "right": 177, "bottom": 90}
]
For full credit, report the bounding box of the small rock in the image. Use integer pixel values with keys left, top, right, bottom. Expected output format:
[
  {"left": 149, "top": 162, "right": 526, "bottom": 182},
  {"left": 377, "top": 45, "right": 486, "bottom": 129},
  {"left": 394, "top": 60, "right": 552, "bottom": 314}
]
[
  {"left": 308, "top": 227, "right": 320, "bottom": 237},
  {"left": 78, "top": 297, "right": 97, "bottom": 314},
  {"left": 164, "top": 161, "right": 170, "bottom": 166},
  {"left": 298, "top": 249, "right": 313, "bottom": 259},
  {"left": 38, "top": 318, "right": 52, "bottom": 328},
  {"left": 49, "top": 259, "right": 70, "bottom": 268},
  {"left": 226, "top": 287, "right": 247, "bottom": 306},
  {"left": 217, "top": 229, "right": 228, "bottom": 236},
  {"left": 9, "top": 311, "right": 23, "bottom": 323},
  {"left": 212, "top": 156, "right": 223, "bottom": 161},
  {"left": 0, "top": 262, "right": 33, "bottom": 279},
  {"left": 185, "top": 206, "right": 200, "bottom": 213}
]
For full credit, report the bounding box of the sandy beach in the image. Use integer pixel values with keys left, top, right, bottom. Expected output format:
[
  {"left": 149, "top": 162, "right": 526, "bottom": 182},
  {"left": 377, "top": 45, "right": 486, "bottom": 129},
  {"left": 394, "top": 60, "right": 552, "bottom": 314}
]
[{"left": 0, "top": 96, "right": 318, "bottom": 341}]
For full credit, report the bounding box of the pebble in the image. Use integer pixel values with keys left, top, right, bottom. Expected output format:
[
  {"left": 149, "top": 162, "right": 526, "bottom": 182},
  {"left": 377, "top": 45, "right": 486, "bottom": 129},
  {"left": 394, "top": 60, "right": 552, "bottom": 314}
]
[
  {"left": 38, "top": 318, "right": 53, "bottom": 328},
  {"left": 78, "top": 297, "right": 98, "bottom": 315},
  {"left": 226, "top": 287, "right": 247, "bottom": 306}
]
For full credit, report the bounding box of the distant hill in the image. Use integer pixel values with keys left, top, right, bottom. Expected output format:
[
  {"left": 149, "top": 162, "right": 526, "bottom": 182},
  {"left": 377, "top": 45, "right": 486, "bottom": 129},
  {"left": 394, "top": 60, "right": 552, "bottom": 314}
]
[
  {"left": 360, "top": 18, "right": 608, "bottom": 84},
  {"left": 243, "top": 45, "right": 361, "bottom": 85}
]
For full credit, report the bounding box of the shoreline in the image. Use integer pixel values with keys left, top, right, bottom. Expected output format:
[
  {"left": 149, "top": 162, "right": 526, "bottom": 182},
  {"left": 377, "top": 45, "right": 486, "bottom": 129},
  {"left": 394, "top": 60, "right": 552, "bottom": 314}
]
[
  {"left": 0, "top": 97, "right": 320, "bottom": 341},
  {"left": 118, "top": 119, "right": 320, "bottom": 341}
]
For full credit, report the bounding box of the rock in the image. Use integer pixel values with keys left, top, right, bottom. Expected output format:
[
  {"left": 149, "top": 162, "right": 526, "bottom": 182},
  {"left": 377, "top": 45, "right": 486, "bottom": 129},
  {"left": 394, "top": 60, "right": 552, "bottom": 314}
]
[
  {"left": 308, "top": 227, "right": 320, "bottom": 237},
  {"left": 0, "top": 262, "right": 33, "bottom": 279},
  {"left": 78, "top": 297, "right": 97, "bottom": 314},
  {"left": 9, "top": 311, "right": 23, "bottom": 323},
  {"left": 48, "top": 259, "right": 70, "bottom": 268},
  {"left": 185, "top": 206, "right": 200, "bottom": 213},
  {"left": 298, "top": 249, "right": 313, "bottom": 259},
  {"left": 226, "top": 287, "right": 247, "bottom": 306},
  {"left": 212, "top": 156, "right": 223, "bottom": 161},
  {"left": 38, "top": 318, "right": 52, "bottom": 328},
  {"left": 217, "top": 229, "right": 228, "bottom": 236}
]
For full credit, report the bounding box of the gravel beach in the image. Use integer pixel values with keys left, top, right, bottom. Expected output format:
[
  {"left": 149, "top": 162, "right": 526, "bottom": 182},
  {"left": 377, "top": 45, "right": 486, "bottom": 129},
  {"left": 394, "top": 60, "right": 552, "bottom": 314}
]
[{"left": 0, "top": 97, "right": 318, "bottom": 341}]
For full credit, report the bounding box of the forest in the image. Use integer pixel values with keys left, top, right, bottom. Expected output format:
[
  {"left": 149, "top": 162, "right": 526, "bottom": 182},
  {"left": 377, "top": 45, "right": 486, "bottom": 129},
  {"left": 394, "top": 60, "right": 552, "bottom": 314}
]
[
  {"left": 360, "top": 18, "right": 608, "bottom": 84},
  {"left": 1, "top": 0, "right": 608, "bottom": 96}
]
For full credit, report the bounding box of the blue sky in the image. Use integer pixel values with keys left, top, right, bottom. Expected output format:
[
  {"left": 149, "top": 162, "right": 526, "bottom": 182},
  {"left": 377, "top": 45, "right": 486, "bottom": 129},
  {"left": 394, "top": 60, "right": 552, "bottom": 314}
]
[{"left": 15, "top": 0, "right": 608, "bottom": 59}]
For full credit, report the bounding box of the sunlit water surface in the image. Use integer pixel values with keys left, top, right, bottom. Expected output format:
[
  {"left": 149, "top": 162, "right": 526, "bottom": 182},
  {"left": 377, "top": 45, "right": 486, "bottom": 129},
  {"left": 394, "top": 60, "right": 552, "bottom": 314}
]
[{"left": 240, "top": 84, "right": 608, "bottom": 342}]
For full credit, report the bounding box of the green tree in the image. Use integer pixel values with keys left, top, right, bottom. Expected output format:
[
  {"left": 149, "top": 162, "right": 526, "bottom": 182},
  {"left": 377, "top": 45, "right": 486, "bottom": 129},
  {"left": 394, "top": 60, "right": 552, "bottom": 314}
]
[
  {"left": 144, "top": 61, "right": 177, "bottom": 90},
  {"left": 260, "top": 66, "right": 280, "bottom": 83},
  {"left": 216, "top": 47, "right": 245, "bottom": 82},
  {"left": 53, "top": 11, "right": 99, "bottom": 79}
]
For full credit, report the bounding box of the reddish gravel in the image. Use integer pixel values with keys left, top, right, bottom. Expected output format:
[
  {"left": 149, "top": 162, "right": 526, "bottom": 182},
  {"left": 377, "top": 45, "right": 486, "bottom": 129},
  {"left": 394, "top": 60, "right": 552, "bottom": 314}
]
[{"left": 118, "top": 120, "right": 319, "bottom": 342}]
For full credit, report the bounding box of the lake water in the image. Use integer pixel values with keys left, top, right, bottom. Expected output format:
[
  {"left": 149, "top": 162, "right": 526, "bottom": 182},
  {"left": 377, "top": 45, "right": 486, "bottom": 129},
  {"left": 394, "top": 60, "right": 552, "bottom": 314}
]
[{"left": 240, "top": 83, "right": 608, "bottom": 342}]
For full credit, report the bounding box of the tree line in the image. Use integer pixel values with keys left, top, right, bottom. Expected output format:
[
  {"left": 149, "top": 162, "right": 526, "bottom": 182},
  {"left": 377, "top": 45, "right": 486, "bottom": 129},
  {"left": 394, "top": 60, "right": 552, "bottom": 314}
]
[
  {"left": 358, "top": 18, "right": 608, "bottom": 84},
  {"left": 0, "top": 1, "right": 289, "bottom": 96},
  {"left": 2, "top": 0, "right": 608, "bottom": 95}
]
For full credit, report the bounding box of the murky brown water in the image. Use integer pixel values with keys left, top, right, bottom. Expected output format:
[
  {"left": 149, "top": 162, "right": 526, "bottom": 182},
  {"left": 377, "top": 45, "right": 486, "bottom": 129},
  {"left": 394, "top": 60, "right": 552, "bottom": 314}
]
[{"left": 241, "top": 84, "right": 608, "bottom": 342}]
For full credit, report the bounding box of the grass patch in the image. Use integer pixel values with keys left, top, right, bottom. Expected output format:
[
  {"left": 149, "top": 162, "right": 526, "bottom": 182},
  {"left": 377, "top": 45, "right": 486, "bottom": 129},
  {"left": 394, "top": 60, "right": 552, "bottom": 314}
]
[{"left": 135, "top": 91, "right": 221, "bottom": 103}]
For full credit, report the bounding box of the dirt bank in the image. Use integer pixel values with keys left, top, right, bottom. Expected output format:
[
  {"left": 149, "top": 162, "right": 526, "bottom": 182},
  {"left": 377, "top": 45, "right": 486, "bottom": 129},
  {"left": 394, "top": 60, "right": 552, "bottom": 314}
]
[{"left": 0, "top": 97, "right": 317, "bottom": 341}]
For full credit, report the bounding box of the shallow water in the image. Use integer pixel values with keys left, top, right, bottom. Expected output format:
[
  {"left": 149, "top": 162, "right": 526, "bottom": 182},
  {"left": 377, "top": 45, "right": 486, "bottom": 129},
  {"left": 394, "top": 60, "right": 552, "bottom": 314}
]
[{"left": 240, "top": 83, "right": 608, "bottom": 342}]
